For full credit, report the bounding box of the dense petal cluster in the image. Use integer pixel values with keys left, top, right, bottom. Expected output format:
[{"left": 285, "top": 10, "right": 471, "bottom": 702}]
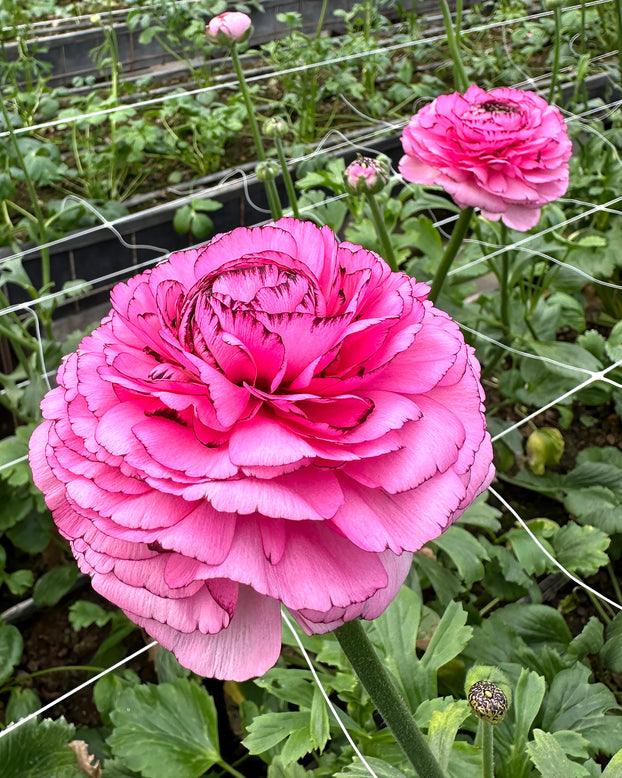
[
  {"left": 399, "top": 85, "right": 572, "bottom": 231},
  {"left": 29, "top": 218, "right": 494, "bottom": 680}
]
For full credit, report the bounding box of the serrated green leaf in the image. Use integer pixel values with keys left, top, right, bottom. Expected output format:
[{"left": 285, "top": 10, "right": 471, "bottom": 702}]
[
  {"left": 431, "top": 525, "right": 488, "bottom": 586},
  {"left": 267, "top": 756, "right": 312, "bottom": 778},
  {"left": 600, "top": 612, "right": 622, "bottom": 673},
  {"left": 563, "top": 487, "right": 622, "bottom": 534},
  {"left": 0, "top": 623, "right": 23, "bottom": 686},
  {"left": 155, "top": 647, "right": 191, "bottom": 684},
  {"left": 428, "top": 700, "right": 471, "bottom": 771},
  {"left": 243, "top": 711, "right": 310, "bottom": 755},
  {"left": 280, "top": 726, "right": 315, "bottom": 765},
  {"left": 309, "top": 685, "right": 329, "bottom": 751},
  {"left": 421, "top": 600, "right": 472, "bottom": 676},
  {"left": 494, "top": 603, "right": 571, "bottom": 650},
  {"left": 526, "top": 729, "right": 591, "bottom": 778},
  {"left": 541, "top": 663, "right": 622, "bottom": 753},
  {"left": 528, "top": 340, "right": 602, "bottom": 379},
  {"left": 334, "top": 757, "right": 410, "bottom": 778},
  {"left": 0, "top": 717, "right": 82, "bottom": 778},
  {"left": 5, "top": 687, "right": 40, "bottom": 724},
  {"left": 603, "top": 747, "right": 622, "bottom": 777},
  {"left": 373, "top": 585, "right": 426, "bottom": 709},
  {"left": 606, "top": 320, "right": 622, "bottom": 363},
  {"left": 108, "top": 679, "right": 221, "bottom": 778},
  {"left": 33, "top": 564, "right": 79, "bottom": 607},
  {"left": 568, "top": 617, "right": 604, "bottom": 661},
  {"left": 69, "top": 600, "right": 113, "bottom": 631},
  {"left": 552, "top": 523, "right": 609, "bottom": 577}
]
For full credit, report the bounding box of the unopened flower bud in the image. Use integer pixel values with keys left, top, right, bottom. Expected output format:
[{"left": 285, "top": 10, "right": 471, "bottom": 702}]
[
  {"left": 263, "top": 117, "right": 288, "bottom": 138},
  {"left": 344, "top": 156, "right": 389, "bottom": 195},
  {"left": 206, "top": 12, "right": 252, "bottom": 45},
  {"left": 256, "top": 160, "right": 280, "bottom": 182},
  {"left": 467, "top": 680, "right": 509, "bottom": 725}
]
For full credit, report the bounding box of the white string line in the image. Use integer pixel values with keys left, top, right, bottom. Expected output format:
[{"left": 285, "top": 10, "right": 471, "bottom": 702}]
[
  {"left": 4, "top": 0, "right": 204, "bottom": 34},
  {"left": 489, "top": 486, "right": 622, "bottom": 611},
  {"left": 462, "top": 236, "right": 622, "bottom": 291},
  {"left": 446, "top": 194, "right": 622, "bottom": 278},
  {"left": 281, "top": 610, "right": 379, "bottom": 778},
  {"left": 1, "top": 0, "right": 613, "bottom": 140},
  {"left": 0, "top": 640, "right": 158, "bottom": 738},
  {"left": 0, "top": 119, "right": 399, "bottom": 268}
]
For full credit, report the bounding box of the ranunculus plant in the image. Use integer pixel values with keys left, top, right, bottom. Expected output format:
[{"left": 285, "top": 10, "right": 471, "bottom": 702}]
[
  {"left": 399, "top": 85, "right": 572, "bottom": 232},
  {"left": 29, "top": 218, "right": 493, "bottom": 685}
]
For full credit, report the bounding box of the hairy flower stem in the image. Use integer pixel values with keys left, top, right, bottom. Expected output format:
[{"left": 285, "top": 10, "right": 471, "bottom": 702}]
[
  {"left": 230, "top": 45, "right": 282, "bottom": 219},
  {"left": 428, "top": 207, "right": 474, "bottom": 304},
  {"left": 335, "top": 620, "right": 447, "bottom": 778},
  {"left": 480, "top": 720, "right": 494, "bottom": 778},
  {"left": 274, "top": 135, "right": 300, "bottom": 219},
  {"left": 365, "top": 194, "right": 398, "bottom": 272},
  {"left": 440, "top": 0, "right": 468, "bottom": 92}
]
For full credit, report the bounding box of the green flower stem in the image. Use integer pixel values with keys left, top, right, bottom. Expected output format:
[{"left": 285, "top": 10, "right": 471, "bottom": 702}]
[
  {"left": 500, "top": 252, "right": 510, "bottom": 342},
  {"left": 480, "top": 720, "right": 494, "bottom": 778},
  {"left": 230, "top": 45, "right": 282, "bottom": 220},
  {"left": 315, "top": 0, "right": 330, "bottom": 43},
  {"left": 365, "top": 193, "right": 398, "bottom": 272},
  {"left": 217, "top": 759, "right": 247, "bottom": 778},
  {"left": 440, "top": 0, "right": 468, "bottom": 92},
  {"left": 548, "top": 5, "right": 562, "bottom": 104},
  {"left": 428, "top": 206, "right": 474, "bottom": 304},
  {"left": 335, "top": 620, "right": 447, "bottom": 778},
  {"left": 274, "top": 135, "right": 300, "bottom": 219}
]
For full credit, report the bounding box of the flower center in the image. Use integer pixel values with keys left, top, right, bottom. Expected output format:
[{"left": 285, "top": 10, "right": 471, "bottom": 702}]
[{"left": 480, "top": 99, "right": 521, "bottom": 114}]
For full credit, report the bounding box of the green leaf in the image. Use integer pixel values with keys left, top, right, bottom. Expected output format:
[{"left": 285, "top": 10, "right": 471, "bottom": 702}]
[
  {"left": 527, "top": 340, "right": 602, "bottom": 379},
  {"left": 526, "top": 729, "right": 591, "bottom": 778},
  {"left": 334, "top": 757, "right": 410, "bottom": 778},
  {"left": 69, "top": 601, "right": 113, "bottom": 630},
  {"left": 420, "top": 600, "right": 472, "bottom": 677},
  {"left": 513, "top": 668, "right": 547, "bottom": 746},
  {"left": 5, "top": 688, "right": 40, "bottom": 724},
  {"left": 568, "top": 617, "right": 604, "bottom": 661},
  {"left": 0, "top": 623, "right": 23, "bottom": 686},
  {"left": 605, "top": 320, "right": 622, "bottom": 363},
  {"left": 541, "top": 663, "right": 622, "bottom": 753},
  {"left": 33, "top": 565, "right": 79, "bottom": 607},
  {"left": 155, "top": 647, "right": 191, "bottom": 684},
  {"left": 603, "top": 748, "right": 622, "bottom": 777},
  {"left": 428, "top": 700, "right": 471, "bottom": 772},
  {"left": 372, "top": 585, "right": 423, "bottom": 709},
  {"left": 552, "top": 523, "right": 610, "bottom": 577},
  {"left": 108, "top": 679, "right": 221, "bottom": 778},
  {"left": 492, "top": 603, "right": 571, "bottom": 650},
  {"left": 309, "top": 685, "right": 329, "bottom": 751},
  {"left": 268, "top": 756, "right": 312, "bottom": 778},
  {"left": 600, "top": 612, "right": 622, "bottom": 673},
  {"left": 243, "top": 711, "right": 311, "bottom": 755},
  {"left": 430, "top": 525, "right": 488, "bottom": 586},
  {"left": 0, "top": 717, "right": 82, "bottom": 778},
  {"left": 563, "top": 487, "right": 622, "bottom": 534}
]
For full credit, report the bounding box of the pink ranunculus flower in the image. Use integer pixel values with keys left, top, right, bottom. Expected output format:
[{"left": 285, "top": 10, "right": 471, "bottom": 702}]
[
  {"left": 29, "top": 218, "right": 494, "bottom": 681},
  {"left": 399, "top": 85, "right": 572, "bottom": 231},
  {"left": 206, "top": 11, "right": 252, "bottom": 45}
]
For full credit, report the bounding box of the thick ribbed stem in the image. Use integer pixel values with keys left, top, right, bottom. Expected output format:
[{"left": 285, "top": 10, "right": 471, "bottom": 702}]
[{"left": 335, "top": 620, "right": 447, "bottom": 778}]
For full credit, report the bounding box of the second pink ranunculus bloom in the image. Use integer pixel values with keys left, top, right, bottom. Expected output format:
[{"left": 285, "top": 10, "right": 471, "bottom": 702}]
[
  {"left": 29, "top": 218, "right": 494, "bottom": 680},
  {"left": 399, "top": 85, "right": 572, "bottom": 231}
]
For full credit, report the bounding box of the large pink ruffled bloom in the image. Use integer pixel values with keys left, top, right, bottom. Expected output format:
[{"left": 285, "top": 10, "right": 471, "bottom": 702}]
[
  {"left": 399, "top": 85, "right": 572, "bottom": 231},
  {"left": 29, "top": 218, "right": 494, "bottom": 680}
]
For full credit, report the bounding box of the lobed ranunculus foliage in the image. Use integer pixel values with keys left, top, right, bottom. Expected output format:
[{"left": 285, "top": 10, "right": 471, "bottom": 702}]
[
  {"left": 399, "top": 85, "right": 572, "bottom": 231},
  {"left": 30, "top": 218, "right": 494, "bottom": 680}
]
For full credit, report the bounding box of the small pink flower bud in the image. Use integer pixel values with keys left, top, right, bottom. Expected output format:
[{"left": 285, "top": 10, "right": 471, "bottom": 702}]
[
  {"left": 206, "top": 12, "right": 252, "bottom": 45},
  {"left": 344, "top": 156, "right": 389, "bottom": 195}
]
